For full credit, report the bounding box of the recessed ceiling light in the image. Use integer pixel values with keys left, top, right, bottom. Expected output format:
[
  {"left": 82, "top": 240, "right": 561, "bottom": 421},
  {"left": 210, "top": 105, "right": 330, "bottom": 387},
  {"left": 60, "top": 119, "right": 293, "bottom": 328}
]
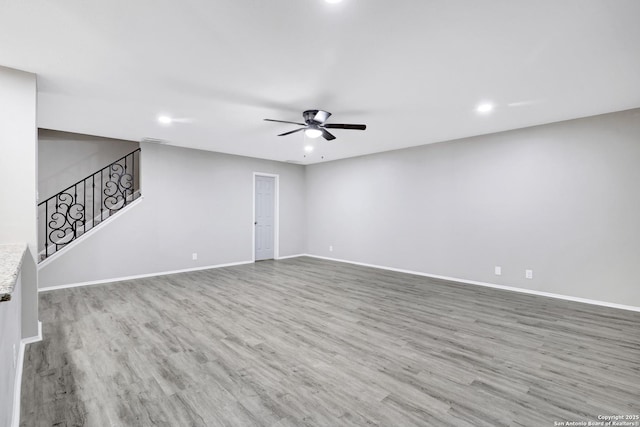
[
  {"left": 304, "top": 145, "right": 314, "bottom": 153},
  {"left": 476, "top": 103, "right": 494, "bottom": 113},
  {"left": 305, "top": 128, "right": 323, "bottom": 139},
  {"left": 158, "top": 115, "right": 172, "bottom": 125}
]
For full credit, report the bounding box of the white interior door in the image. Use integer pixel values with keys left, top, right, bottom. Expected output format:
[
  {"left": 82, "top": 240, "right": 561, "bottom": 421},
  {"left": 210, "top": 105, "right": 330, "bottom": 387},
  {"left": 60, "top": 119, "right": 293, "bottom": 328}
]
[{"left": 255, "top": 175, "right": 275, "bottom": 261}]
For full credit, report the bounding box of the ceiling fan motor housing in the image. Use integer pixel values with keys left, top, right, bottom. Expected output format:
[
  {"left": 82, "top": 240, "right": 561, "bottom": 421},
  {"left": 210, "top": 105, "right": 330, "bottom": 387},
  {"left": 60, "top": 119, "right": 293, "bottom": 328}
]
[{"left": 303, "top": 110, "right": 321, "bottom": 125}]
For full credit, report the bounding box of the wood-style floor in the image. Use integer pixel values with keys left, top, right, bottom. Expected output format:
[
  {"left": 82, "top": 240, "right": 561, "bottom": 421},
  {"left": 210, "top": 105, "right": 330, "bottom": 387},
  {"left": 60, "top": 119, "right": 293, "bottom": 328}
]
[{"left": 21, "top": 257, "right": 640, "bottom": 426}]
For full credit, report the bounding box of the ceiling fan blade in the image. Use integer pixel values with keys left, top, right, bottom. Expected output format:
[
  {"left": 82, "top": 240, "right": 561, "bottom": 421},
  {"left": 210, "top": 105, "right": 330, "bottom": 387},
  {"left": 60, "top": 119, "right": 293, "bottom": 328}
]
[
  {"left": 324, "top": 123, "right": 367, "bottom": 130},
  {"left": 313, "top": 110, "right": 331, "bottom": 124},
  {"left": 264, "top": 119, "right": 306, "bottom": 126},
  {"left": 278, "top": 128, "right": 307, "bottom": 136},
  {"left": 321, "top": 129, "right": 336, "bottom": 141}
]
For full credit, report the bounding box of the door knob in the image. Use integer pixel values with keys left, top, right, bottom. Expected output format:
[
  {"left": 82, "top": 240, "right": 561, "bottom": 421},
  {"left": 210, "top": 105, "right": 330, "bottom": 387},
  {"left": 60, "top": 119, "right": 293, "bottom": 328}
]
[{"left": 254, "top": 221, "right": 257, "bottom": 225}]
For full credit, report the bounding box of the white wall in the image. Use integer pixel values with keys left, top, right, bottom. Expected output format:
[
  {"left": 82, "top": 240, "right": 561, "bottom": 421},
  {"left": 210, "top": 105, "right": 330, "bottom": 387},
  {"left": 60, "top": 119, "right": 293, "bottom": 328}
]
[
  {"left": 0, "top": 67, "right": 38, "bottom": 252},
  {"left": 0, "top": 65, "right": 38, "bottom": 425},
  {"left": 0, "top": 65, "right": 38, "bottom": 336},
  {"left": 0, "top": 272, "right": 22, "bottom": 427},
  {"left": 39, "top": 142, "right": 306, "bottom": 287},
  {"left": 306, "top": 109, "right": 640, "bottom": 307},
  {"left": 38, "top": 129, "right": 139, "bottom": 201}
]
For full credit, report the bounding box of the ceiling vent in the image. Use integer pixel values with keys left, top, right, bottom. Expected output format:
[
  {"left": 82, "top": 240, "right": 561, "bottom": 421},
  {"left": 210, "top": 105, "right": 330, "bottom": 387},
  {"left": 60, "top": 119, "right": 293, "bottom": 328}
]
[{"left": 141, "top": 137, "right": 169, "bottom": 145}]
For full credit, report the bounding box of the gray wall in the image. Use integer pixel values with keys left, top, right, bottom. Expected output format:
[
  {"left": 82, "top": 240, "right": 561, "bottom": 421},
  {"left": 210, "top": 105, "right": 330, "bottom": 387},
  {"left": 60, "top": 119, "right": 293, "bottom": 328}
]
[
  {"left": 39, "top": 142, "right": 306, "bottom": 287},
  {"left": 306, "top": 109, "right": 640, "bottom": 307},
  {"left": 0, "top": 66, "right": 38, "bottom": 424},
  {"left": 38, "top": 108, "right": 640, "bottom": 307},
  {"left": 38, "top": 129, "right": 139, "bottom": 201}
]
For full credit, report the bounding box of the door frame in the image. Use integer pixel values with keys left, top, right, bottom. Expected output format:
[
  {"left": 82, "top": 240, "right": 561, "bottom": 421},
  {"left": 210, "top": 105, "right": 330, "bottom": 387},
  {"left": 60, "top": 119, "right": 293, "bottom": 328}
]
[{"left": 252, "top": 172, "right": 280, "bottom": 262}]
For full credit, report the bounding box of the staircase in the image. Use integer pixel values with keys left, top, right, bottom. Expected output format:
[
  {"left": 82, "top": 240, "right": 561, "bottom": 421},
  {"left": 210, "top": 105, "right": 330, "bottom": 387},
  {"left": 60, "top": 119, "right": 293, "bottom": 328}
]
[{"left": 38, "top": 148, "right": 141, "bottom": 261}]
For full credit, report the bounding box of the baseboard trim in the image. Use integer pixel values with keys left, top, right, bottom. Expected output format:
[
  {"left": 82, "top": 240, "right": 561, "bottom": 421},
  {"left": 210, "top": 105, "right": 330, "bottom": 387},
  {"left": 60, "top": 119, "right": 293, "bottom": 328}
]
[
  {"left": 11, "top": 342, "right": 26, "bottom": 427},
  {"left": 304, "top": 254, "right": 640, "bottom": 313},
  {"left": 38, "top": 252, "right": 640, "bottom": 312},
  {"left": 39, "top": 255, "right": 308, "bottom": 292},
  {"left": 12, "top": 321, "right": 42, "bottom": 427},
  {"left": 22, "top": 320, "right": 43, "bottom": 344},
  {"left": 276, "top": 253, "right": 306, "bottom": 260},
  {"left": 39, "top": 260, "right": 254, "bottom": 292}
]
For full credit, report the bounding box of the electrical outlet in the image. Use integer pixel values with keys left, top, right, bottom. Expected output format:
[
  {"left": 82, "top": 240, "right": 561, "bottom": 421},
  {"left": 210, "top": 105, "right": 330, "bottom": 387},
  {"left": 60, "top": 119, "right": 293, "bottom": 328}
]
[
  {"left": 494, "top": 266, "right": 502, "bottom": 276},
  {"left": 329, "top": 245, "right": 333, "bottom": 252},
  {"left": 192, "top": 253, "right": 198, "bottom": 261},
  {"left": 525, "top": 269, "right": 533, "bottom": 279}
]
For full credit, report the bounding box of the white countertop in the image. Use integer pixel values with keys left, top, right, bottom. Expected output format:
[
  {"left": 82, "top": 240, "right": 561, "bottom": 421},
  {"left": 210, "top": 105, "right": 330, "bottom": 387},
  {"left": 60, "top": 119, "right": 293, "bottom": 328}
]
[{"left": 0, "top": 243, "right": 27, "bottom": 301}]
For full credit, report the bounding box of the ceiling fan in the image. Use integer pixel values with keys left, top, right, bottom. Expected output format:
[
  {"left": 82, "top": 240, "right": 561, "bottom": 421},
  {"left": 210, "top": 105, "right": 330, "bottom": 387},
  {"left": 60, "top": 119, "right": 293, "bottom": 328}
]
[{"left": 264, "top": 109, "right": 366, "bottom": 141}]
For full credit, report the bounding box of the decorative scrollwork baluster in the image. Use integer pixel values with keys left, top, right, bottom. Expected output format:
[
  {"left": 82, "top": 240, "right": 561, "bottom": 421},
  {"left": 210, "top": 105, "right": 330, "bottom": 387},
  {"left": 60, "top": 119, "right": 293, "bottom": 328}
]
[
  {"left": 103, "top": 161, "right": 134, "bottom": 212},
  {"left": 48, "top": 191, "right": 85, "bottom": 250}
]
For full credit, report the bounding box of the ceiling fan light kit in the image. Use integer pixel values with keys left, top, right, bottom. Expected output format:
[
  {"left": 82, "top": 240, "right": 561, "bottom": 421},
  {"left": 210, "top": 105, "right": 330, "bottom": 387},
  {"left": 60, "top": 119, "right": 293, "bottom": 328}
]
[
  {"left": 264, "top": 109, "right": 366, "bottom": 141},
  {"left": 304, "top": 126, "right": 323, "bottom": 139}
]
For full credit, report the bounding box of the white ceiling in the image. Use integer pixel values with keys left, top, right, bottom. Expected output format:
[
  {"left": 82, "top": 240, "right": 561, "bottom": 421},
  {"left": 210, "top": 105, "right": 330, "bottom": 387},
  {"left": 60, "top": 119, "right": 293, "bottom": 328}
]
[{"left": 1, "top": 1, "right": 639, "bottom": 164}]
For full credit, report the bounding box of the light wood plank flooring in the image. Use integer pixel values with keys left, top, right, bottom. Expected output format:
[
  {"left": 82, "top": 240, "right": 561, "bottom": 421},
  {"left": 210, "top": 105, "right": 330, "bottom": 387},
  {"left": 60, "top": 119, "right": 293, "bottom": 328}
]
[{"left": 21, "top": 257, "right": 640, "bottom": 426}]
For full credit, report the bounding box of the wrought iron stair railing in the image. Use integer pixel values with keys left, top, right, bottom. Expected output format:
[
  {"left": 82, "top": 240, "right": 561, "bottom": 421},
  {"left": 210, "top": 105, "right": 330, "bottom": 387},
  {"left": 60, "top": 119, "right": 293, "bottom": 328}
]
[{"left": 38, "top": 148, "right": 141, "bottom": 261}]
